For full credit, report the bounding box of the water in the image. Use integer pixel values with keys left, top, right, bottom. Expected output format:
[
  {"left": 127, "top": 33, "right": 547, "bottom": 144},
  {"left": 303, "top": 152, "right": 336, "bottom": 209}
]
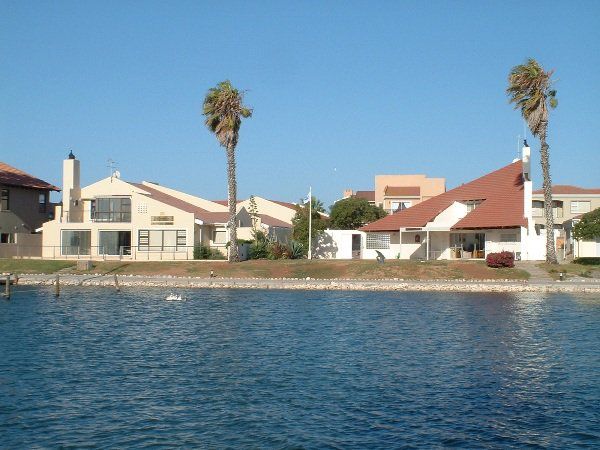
[{"left": 1, "top": 287, "right": 599, "bottom": 448}]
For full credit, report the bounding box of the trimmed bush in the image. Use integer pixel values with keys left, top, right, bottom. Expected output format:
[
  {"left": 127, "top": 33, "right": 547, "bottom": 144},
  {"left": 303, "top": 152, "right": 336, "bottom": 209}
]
[
  {"left": 574, "top": 257, "right": 600, "bottom": 266},
  {"left": 486, "top": 251, "right": 515, "bottom": 268},
  {"left": 194, "top": 245, "right": 226, "bottom": 260}
]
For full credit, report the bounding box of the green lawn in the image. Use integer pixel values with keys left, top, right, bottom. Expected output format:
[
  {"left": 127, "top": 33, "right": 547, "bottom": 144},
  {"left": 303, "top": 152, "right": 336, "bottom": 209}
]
[
  {"left": 538, "top": 262, "right": 600, "bottom": 280},
  {"left": 0, "top": 258, "right": 530, "bottom": 280},
  {"left": 0, "top": 259, "right": 76, "bottom": 274}
]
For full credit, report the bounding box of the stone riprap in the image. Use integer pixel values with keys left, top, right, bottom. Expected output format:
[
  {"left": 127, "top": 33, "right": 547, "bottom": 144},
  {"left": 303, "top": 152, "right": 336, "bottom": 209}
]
[{"left": 12, "top": 274, "right": 600, "bottom": 293}]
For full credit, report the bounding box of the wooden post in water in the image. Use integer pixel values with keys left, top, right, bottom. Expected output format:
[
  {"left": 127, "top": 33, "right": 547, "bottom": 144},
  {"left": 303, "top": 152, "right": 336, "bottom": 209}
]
[
  {"left": 4, "top": 274, "right": 10, "bottom": 299},
  {"left": 114, "top": 274, "right": 120, "bottom": 292},
  {"left": 55, "top": 274, "right": 60, "bottom": 297}
]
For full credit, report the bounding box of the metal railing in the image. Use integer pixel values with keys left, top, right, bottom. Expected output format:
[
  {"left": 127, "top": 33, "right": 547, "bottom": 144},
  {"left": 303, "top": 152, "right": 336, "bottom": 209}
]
[{"left": 1, "top": 245, "right": 228, "bottom": 261}]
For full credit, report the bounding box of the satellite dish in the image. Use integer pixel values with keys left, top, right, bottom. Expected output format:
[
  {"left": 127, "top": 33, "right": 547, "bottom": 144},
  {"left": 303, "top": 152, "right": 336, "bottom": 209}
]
[{"left": 113, "top": 170, "right": 121, "bottom": 179}]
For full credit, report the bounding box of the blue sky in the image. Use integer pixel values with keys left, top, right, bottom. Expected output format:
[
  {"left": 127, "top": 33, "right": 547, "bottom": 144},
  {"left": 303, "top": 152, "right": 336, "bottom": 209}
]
[{"left": 1, "top": 1, "right": 599, "bottom": 207}]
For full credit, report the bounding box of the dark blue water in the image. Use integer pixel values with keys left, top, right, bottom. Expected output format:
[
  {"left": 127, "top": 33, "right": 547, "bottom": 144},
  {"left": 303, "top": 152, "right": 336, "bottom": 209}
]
[{"left": 1, "top": 287, "right": 599, "bottom": 448}]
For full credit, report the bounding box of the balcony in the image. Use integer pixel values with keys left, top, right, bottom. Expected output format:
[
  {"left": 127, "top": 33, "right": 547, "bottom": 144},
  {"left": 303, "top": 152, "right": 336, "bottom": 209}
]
[{"left": 92, "top": 212, "right": 131, "bottom": 223}]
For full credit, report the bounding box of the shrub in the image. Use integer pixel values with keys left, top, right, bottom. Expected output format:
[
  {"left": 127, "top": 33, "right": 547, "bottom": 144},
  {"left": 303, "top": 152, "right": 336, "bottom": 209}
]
[
  {"left": 574, "top": 257, "right": 600, "bottom": 266},
  {"left": 486, "top": 251, "right": 515, "bottom": 268},
  {"left": 194, "top": 244, "right": 212, "bottom": 260},
  {"left": 269, "top": 242, "right": 289, "bottom": 260},
  {"left": 249, "top": 239, "right": 270, "bottom": 259},
  {"left": 288, "top": 240, "right": 305, "bottom": 259}
]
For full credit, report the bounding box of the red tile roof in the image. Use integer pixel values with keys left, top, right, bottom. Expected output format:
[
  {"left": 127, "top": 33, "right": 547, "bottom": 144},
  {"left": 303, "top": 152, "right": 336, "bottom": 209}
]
[
  {"left": 0, "top": 162, "right": 59, "bottom": 191},
  {"left": 384, "top": 186, "right": 420, "bottom": 197},
  {"left": 360, "top": 161, "right": 526, "bottom": 231},
  {"left": 270, "top": 200, "right": 298, "bottom": 210},
  {"left": 259, "top": 214, "right": 291, "bottom": 228},
  {"left": 132, "top": 183, "right": 230, "bottom": 224},
  {"left": 533, "top": 185, "right": 600, "bottom": 195},
  {"left": 354, "top": 190, "right": 375, "bottom": 202}
]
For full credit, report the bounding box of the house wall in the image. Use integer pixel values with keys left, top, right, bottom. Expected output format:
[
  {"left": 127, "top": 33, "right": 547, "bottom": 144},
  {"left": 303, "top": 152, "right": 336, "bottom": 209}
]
[
  {"left": 237, "top": 196, "right": 296, "bottom": 224},
  {"left": 531, "top": 194, "right": 600, "bottom": 226},
  {"left": 0, "top": 233, "right": 42, "bottom": 258},
  {"left": 574, "top": 238, "right": 600, "bottom": 258},
  {"left": 42, "top": 176, "right": 205, "bottom": 260},
  {"left": 0, "top": 184, "right": 54, "bottom": 232}
]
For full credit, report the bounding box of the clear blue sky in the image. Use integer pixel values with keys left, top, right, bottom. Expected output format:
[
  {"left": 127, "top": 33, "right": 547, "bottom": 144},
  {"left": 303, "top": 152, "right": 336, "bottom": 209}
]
[{"left": 1, "top": 1, "right": 599, "bottom": 208}]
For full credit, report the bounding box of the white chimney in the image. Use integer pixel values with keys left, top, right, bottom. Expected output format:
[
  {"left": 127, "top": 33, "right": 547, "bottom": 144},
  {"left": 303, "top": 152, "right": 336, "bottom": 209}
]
[
  {"left": 522, "top": 140, "right": 531, "bottom": 181},
  {"left": 62, "top": 151, "right": 82, "bottom": 222}
]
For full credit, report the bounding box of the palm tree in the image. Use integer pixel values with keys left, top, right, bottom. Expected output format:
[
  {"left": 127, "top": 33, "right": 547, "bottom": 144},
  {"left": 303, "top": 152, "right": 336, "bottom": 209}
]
[
  {"left": 203, "top": 80, "right": 252, "bottom": 262},
  {"left": 507, "top": 58, "right": 558, "bottom": 264}
]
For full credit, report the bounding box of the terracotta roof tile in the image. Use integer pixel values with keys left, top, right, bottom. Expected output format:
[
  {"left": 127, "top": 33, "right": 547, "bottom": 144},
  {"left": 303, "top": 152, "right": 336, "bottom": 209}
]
[
  {"left": 259, "top": 214, "right": 291, "bottom": 228},
  {"left": 360, "top": 161, "right": 526, "bottom": 231},
  {"left": 0, "top": 162, "right": 59, "bottom": 191},
  {"left": 533, "top": 185, "right": 600, "bottom": 195},
  {"left": 384, "top": 186, "right": 420, "bottom": 197},
  {"left": 354, "top": 190, "right": 375, "bottom": 201},
  {"left": 132, "top": 183, "right": 230, "bottom": 224}
]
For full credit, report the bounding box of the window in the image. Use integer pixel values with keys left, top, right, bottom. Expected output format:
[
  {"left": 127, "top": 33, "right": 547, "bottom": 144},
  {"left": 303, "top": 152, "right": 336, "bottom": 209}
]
[
  {"left": 0, "top": 189, "right": 8, "bottom": 211},
  {"left": 466, "top": 200, "right": 483, "bottom": 212},
  {"left": 99, "top": 231, "right": 132, "bottom": 255},
  {"left": 91, "top": 197, "right": 131, "bottom": 222},
  {"left": 1, "top": 233, "right": 14, "bottom": 243},
  {"left": 552, "top": 200, "right": 563, "bottom": 218},
  {"left": 61, "top": 230, "right": 91, "bottom": 255},
  {"left": 500, "top": 233, "right": 518, "bottom": 243},
  {"left": 570, "top": 201, "right": 591, "bottom": 214},
  {"left": 213, "top": 230, "right": 227, "bottom": 244},
  {"left": 532, "top": 200, "right": 544, "bottom": 217},
  {"left": 39, "top": 193, "right": 47, "bottom": 213},
  {"left": 138, "top": 229, "right": 186, "bottom": 251},
  {"left": 366, "top": 233, "right": 390, "bottom": 249},
  {"left": 151, "top": 215, "right": 174, "bottom": 225}
]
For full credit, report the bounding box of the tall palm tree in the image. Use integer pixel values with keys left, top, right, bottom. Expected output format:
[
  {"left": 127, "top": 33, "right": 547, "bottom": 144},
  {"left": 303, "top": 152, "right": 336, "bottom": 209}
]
[
  {"left": 507, "top": 58, "right": 558, "bottom": 264},
  {"left": 203, "top": 80, "right": 252, "bottom": 262}
]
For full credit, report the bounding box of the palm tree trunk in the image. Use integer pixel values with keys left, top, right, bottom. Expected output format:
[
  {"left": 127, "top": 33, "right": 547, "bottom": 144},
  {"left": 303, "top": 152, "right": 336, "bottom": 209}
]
[
  {"left": 540, "top": 124, "right": 558, "bottom": 264},
  {"left": 226, "top": 145, "right": 239, "bottom": 262}
]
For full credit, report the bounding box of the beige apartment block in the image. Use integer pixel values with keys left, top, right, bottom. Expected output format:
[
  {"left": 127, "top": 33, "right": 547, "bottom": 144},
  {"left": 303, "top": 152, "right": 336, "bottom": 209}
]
[
  {"left": 343, "top": 174, "right": 446, "bottom": 214},
  {"left": 532, "top": 185, "right": 600, "bottom": 258}
]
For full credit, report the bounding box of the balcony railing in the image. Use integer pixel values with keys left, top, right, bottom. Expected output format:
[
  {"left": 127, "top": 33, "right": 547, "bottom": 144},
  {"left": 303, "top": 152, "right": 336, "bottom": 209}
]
[{"left": 92, "top": 212, "right": 131, "bottom": 222}]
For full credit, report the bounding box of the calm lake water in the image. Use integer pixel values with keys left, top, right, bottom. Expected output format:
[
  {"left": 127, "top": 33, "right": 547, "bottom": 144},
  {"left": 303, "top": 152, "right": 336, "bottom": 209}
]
[{"left": 1, "top": 287, "right": 599, "bottom": 448}]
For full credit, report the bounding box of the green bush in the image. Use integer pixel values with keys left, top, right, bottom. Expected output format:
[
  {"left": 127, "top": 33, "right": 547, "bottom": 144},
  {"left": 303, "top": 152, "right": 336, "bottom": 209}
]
[
  {"left": 573, "top": 257, "right": 600, "bottom": 266},
  {"left": 249, "top": 239, "right": 270, "bottom": 259},
  {"left": 289, "top": 240, "right": 305, "bottom": 259},
  {"left": 194, "top": 244, "right": 211, "bottom": 259},
  {"left": 194, "top": 245, "right": 226, "bottom": 260}
]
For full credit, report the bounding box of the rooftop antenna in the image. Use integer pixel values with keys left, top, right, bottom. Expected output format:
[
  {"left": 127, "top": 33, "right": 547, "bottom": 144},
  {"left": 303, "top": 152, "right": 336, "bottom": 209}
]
[
  {"left": 107, "top": 158, "right": 118, "bottom": 181},
  {"left": 516, "top": 134, "right": 521, "bottom": 160}
]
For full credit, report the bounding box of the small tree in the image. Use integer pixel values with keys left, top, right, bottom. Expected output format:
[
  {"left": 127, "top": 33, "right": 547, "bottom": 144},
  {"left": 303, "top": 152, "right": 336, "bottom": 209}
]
[
  {"left": 248, "top": 195, "right": 259, "bottom": 231},
  {"left": 573, "top": 208, "right": 600, "bottom": 241},
  {"left": 329, "top": 197, "right": 387, "bottom": 230},
  {"left": 291, "top": 196, "right": 329, "bottom": 253}
]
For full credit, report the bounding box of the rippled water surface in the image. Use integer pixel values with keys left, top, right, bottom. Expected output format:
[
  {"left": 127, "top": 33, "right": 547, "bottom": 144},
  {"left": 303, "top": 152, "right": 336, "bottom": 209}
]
[{"left": 1, "top": 287, "right": 599, "bottom": 448}]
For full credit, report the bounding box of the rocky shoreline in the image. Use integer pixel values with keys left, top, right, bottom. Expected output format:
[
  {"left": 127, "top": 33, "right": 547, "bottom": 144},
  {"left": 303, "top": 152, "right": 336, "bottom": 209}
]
[{"left": 11, "top": 274, "right": 600, "bottom": 293}]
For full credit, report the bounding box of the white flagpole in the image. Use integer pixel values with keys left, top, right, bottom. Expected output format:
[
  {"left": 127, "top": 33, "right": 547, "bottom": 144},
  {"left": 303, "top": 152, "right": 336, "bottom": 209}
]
[{"left": 308, "top": 186, "right": 312, "bottom": 260}]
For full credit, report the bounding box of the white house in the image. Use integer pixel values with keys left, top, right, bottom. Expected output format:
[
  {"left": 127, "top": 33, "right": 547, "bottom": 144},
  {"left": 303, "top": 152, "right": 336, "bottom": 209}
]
[{"left": 317, "top": 143, "right": 553, "bottom": 261}]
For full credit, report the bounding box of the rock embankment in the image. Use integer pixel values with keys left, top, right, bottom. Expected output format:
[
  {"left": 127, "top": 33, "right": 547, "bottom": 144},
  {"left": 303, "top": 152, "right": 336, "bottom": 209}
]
[{"left": 13, "top": 274, "right": 600, "bottom": 293}]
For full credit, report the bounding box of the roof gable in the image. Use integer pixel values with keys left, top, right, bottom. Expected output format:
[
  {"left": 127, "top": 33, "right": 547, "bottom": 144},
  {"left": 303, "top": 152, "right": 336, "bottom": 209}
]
[{"left": 361, "top": 161, "right": 526, "bottom": 231}]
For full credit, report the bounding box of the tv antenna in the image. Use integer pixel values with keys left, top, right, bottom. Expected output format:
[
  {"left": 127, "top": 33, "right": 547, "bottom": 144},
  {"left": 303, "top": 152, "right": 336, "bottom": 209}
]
[{"left": 107, "top": 159, "right": 119, "bottom": 181}]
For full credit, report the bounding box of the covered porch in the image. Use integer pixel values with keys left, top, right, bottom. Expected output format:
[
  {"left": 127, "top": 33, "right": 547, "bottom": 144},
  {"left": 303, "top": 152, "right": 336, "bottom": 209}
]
[{"left": 398, "top": 228, "right": 487, "bottom": 260}]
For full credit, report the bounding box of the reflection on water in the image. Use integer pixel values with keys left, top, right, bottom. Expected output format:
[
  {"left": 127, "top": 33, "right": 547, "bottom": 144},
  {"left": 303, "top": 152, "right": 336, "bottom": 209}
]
[{"left": 1, "top": 288, "right": 598, "bottom": 448}]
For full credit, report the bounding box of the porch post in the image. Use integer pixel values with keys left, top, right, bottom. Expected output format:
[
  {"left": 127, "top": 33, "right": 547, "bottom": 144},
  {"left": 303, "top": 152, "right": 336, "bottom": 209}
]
[
  {"left": 399, "top": 229, "right": 402, "bottom": 260},
  {"left": 426, "top": 230, "right": 430, "bottom": 261}
]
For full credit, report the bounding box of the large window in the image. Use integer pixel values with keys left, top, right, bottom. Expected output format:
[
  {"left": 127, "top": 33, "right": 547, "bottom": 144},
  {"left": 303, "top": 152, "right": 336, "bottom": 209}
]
[
  {"left": 62, "top": 230, "right": 91, "bottom": 255},
  {"left": 0, "top": 189, "right": 8, "bottom": 211},
  {"left": 570, "top": 201, "right": 591, "bottom": 214},
  {"left": 91, "top": 197, "right": 131, "bottom": 222},
  {"left": 366, "top": 233, "right": 390, "bottom": 249},
  {"left": 138, "top": 229, "right": 186, "bottom": 251},
  {"left": 99, "top": 231, "right": 132, "bottom": 255},
  {"left": 212, "top": 230, "right": 227, "bottom": 244},
  {"left": 532, "top": 200, "right": 544, "bottom": 217}
]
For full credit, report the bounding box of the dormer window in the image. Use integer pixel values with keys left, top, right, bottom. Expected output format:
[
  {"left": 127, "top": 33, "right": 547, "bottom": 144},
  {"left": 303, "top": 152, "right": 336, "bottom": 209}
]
[{"left": 466, "top": 200, "right": 483, "bottom": 212}]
